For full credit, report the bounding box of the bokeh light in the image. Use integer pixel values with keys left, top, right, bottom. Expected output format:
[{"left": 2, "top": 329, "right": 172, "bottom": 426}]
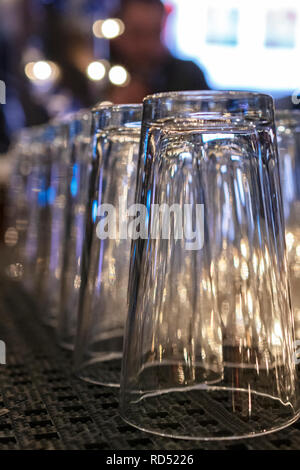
[
  {"left": 25, "top": 60, "right": 59, "bottom": 82},
  {"left": 108, "top": 65, "right": 129, "bottom": 86},
  {"left": 93, "top": 18, "right": 125, "bottom": 39},
  {"left": 33, "top": 61, "right": 52, "bottom": 80},
  {"left": 86, "top": 61, "right": 106, "bottom": 81}
]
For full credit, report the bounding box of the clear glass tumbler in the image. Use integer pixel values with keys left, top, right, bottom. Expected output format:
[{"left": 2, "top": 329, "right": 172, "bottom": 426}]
[
  {"left": 276, "top": 110, "right": 300, "bottom": 342},
  {"left": 37, "top": 120, "right": 71, "bottom": 327},
  {"left": 73, "top": 104, "right": 142, "bottom": 386},
  {"left": 2, "top": 127, "right": 37, "bottom": 283},
  {"left": 58, "top": 110, "right": 92, "bottom": 349},
  {"left": 120, "top": 91, "right": 300, "bottom": 440},
  {"left": 21, "top": 125, "right": 53, "bottom": 294}
]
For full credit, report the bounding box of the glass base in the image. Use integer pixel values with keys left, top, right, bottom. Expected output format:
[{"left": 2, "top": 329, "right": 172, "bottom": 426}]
[
  {"left": 75, "top": 334, "right": 123, "bottom": 387},
  {"left": 121, "top": 386, "right": 300, "bottom": 440},
  {"left": 75, "top": 355, "right": 122, "bottom": 387},
  {"left": 57, "top": 327, "right": 75, "bottom": 351},
  {"left": 120, "top": 360, "right": 300, "bottom": 440}
]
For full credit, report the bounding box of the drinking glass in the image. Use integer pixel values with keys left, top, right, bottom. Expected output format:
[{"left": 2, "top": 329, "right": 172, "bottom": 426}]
[
  {"left": 276, "top": 110, "right": 300, "bottom": 342},
  {"left": 58, "top": 110, "right": 92, "bottom": 349},
  {"left": 37, "top": 120, "right": 71, "bottom": 327},
  {"left": 2, "top": 128, "right": 32, "bottom": 280},
  {"left": 2, "top": 127, "right": 37, "bottom": 282},
  {"left": 73, "top": 103, "right": 142, "bottom": 386},
  {"left": 19, "top": 125, "right": 53, "bottom": 293},
  {"left": 120, "top": 91, "right": 300, "bottom": 440}
]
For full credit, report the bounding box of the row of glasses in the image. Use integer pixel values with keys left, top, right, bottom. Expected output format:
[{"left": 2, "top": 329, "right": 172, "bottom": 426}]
[
  {"left": 73, "top": 93, "right": 300, "bottom": 439},
  {"left": 4, "top": 91, "right": 300, "bottom": 440}
]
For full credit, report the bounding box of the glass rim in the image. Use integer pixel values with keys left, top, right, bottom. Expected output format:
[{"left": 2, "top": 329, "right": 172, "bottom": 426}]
[
  {"left": 91, "top": 102, "right": 143, "bottom": 131},
  {"left": 143, "top": 90, "right": 273, "bottom": 105},
  {"left": 91, "top": 102, "right": 142, "bottom": 114}
]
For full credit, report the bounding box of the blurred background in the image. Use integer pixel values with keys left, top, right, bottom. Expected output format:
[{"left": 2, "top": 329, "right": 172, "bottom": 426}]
[{"left": 1, "top": 0, "right": 300, "bottom": 152}]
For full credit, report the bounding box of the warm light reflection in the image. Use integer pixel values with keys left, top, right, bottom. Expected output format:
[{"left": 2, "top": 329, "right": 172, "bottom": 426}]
[
  {"left": 74, "top": 275, "right": 81, "bottom": 289},
  {"left": 240, "top": 240, "right": 248, "bottom": 258},
  {"left": 241, "top": 261, "right": 249, "bottom": 280},
  {"left": 272, "top": 321, "right": 283, "bottom": 346},
  {"left": 286, "top": 232, "right": 295, "bottom": 251},
  {"left": 4, "top": 227, "right": 18, "bottom": 247},
  {"left": 6, "top": 263, "right": 24, "bottom": 280}
]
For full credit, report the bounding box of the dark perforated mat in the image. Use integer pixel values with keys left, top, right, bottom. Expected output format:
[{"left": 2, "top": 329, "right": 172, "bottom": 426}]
[{"left": 0, "top": 278, "right": 300, "bottom": 450}]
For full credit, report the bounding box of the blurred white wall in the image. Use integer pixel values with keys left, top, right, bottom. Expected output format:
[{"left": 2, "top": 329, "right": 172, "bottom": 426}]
[{"left": 164, "top": 0, "right": 300, "bottom": 97}]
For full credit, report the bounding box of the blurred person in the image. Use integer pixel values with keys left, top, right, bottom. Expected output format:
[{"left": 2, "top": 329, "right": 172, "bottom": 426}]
[
  {"left": 43, "top": 7, "right": 97, "bottom": 111},
  {"left": 109, "top": 0, "right": 210, "bottom": 103},
  {"left": 0, "top": 2, "right": 49, "bottom": 135}
]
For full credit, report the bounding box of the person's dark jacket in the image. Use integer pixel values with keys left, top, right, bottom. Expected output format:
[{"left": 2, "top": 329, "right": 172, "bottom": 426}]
[
  {"left": 150, "top": 54, "right": 210, "bottom": 93},
  {"left": 0, "top": 108, "right": 9, "bottom": 154}
]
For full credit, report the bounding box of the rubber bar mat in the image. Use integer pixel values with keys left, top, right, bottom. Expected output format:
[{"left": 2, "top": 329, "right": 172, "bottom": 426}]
[{"left": 0, "top": 279, "right": 300, "bottom": 450}]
